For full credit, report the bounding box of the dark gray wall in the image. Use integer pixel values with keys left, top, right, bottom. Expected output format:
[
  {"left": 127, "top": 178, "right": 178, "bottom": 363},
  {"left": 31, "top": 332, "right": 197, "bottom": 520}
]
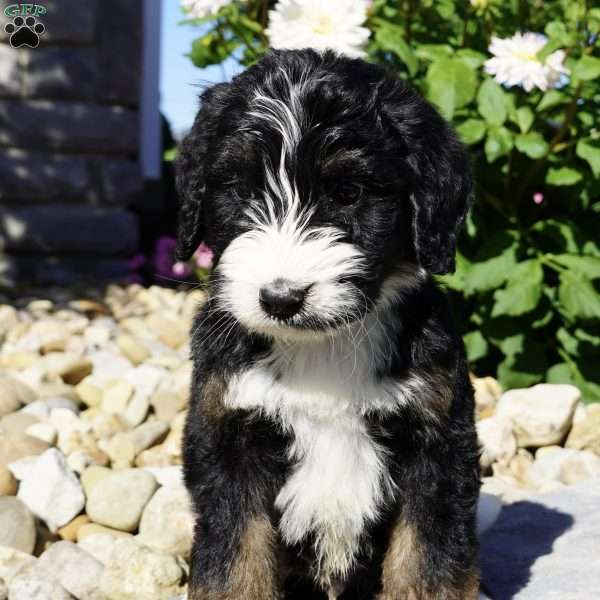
[{"left": 0, "top": 0, "right": 144, "bottom": 286}]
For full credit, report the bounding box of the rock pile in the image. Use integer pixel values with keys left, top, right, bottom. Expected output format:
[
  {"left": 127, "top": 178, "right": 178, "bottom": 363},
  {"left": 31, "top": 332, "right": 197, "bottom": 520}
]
[
  {"left": 0, "top": 285, "right": 203, "bottom": 599},
  {"left": 474, "top": 378, "right": 600, "bottom": 502},
  {"left": 1, "top": 284, "right": 599, "bottom": 599}
]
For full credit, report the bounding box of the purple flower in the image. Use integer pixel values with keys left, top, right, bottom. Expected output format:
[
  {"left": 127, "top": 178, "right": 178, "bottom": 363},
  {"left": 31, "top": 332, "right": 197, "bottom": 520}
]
[
  {"left": 173, "top": 261, "right": 192, "bottom": 277},
  {"left": 194, "top": 242, "right": 214, "bottom": 269},
  {"left": 533, "top": 192, "right": 544, "bottom": 205},
  {"left": 127, "top": 253, "right": 146, "bottom": 271},
  {"left": 155, "top": 236, "right": 178, "bottom": 278}
]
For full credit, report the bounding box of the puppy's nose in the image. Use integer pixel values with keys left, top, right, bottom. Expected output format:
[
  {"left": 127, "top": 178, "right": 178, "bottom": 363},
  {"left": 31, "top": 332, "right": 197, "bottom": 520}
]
[{"left": 259, "top": 278, "right": 307, "bottom": 319}]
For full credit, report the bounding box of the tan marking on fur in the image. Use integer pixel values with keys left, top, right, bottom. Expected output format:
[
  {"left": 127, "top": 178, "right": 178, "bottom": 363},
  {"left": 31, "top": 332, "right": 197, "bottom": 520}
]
[
  {"left": 378, "top": 517, "right": 479, "bottom": 600},
  {"left": 189, "top": 516, "right": 283, "bottom": 600},
  {"left": 200, "top": 375, "right": 228, "bottom": 422}
]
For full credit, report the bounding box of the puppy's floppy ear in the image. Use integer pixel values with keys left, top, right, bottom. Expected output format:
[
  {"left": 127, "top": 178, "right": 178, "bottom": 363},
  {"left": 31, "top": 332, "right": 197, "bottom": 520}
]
[
  {"left": 174, "top": 83, "right": 230, "bottom": 261},
  {"left": 384, "top": 86, "right": 472, "bottom": 275}
]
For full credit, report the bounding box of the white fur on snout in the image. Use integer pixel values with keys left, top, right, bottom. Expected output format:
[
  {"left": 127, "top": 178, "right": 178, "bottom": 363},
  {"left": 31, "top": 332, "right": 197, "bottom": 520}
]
[{"left": 217, "top": 165, "right": 365, "bottom": 339}]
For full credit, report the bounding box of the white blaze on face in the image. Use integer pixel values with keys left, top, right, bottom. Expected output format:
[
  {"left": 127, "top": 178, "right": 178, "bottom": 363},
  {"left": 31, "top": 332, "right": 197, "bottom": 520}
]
[
  {"left": 217, "top": 162, "right": 365, "bottom": 338},
  {"left": 218, "top": 82, "right": 365, "bottom": 338}
]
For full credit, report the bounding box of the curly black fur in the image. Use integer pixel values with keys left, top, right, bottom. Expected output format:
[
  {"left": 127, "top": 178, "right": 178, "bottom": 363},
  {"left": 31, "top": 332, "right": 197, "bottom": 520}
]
[{"left": 176, "top": 49, "right": 480, "bottom": 600}]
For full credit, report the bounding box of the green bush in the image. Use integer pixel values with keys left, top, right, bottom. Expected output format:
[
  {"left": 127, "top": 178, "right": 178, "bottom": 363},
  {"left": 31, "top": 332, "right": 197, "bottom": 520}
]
[{"left": 181, "top": 0, "right": 600, "bottom": 401}]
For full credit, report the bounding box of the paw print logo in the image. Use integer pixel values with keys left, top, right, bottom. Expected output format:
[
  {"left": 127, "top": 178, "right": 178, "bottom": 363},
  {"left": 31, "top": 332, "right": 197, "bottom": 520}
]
[{"left": 5, "top": 15, "right": 45, "bottom": 48}]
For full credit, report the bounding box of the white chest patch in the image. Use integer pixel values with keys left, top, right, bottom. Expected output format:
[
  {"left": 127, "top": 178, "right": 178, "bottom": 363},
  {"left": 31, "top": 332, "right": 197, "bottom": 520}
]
[{"left": 223, "top": 314, "right": 417, "bottom": 581}]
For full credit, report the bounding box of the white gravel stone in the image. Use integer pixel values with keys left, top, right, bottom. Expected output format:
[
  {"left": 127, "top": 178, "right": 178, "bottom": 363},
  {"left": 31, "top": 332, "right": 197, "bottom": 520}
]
[
  {"left": 86, "top": 469, "right": 158, "bottom": 532},
  {"left": 124, "top": 364, "right": 166, "bottom": 400},
  {"left": 101, "top": 379, "right": 133, "bottom": 415},
  {"left": 477, "top": 415, "right": 518, "bottom": 469},
  {"left": 496, "top": 384, "right": 580, "bottom": 447},
  {"left": 123, "top": 392, "right": 150, "bottom": 427},
  {"left": 44, "top": 397, "right": 80, "bottom": 413},
  {"left": 17, "top": 448, "right": 85, "bottom": 531},
  {"left": 7, "top": 456, "right": 38, "bottom": 481},
  {"left": 0, "top": 377, "right": 35, "bottom": 416},
  {"left": 8, "top": 576, "right": 74, "bottom": 600},
  {"left": 138, "top": 486, "right": 194, "bottom": 558},
  {"left": 0, "top": 546, "right": 37, "bottom": 586},
  {"left": 530, "top": 447, "right": 600, "bottom": 487},
  {"left": 143, "top": 466, "right": 184, "bottom": 488},
  {"left": 100, "top": 537, "right": 185, "bottom": 600},
  {"left": 130, "top": 421, "right": 170, "bottom": 454},
  {"left": 78, "top": 533, "right": 119, "bottom": 566},
  {"left": 0, "top": 497, "right": 36, "bottom": 554},
  {"left": 87, "top": 350, "right": 133, "bottom": 384},
  {"left": 24, "top": 423, "right": 57, "bottom": 445},
  {"left": 0, "top": 381, "right": 22, "bottom": 417},
  {"left": 35, "top": 541, "right": 104, "bottom": 600}
]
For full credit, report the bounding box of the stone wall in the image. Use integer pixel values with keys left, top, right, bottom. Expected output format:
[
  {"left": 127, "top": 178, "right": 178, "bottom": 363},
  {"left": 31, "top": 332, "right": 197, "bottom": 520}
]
[{"left": 0, "top": 0, "right": 144, "bottom": 286}]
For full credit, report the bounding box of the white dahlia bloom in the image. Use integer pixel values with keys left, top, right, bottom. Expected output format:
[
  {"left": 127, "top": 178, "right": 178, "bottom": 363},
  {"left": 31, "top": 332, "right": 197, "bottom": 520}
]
[
  {"left": 484, "top": 32, "right": 569, "bottom": 92},
  {"left": 181, "top": 0, "right": 230, "bottom": 19},
  {"left": 266, "top": 0, "right": 370, "bottom": 59}
]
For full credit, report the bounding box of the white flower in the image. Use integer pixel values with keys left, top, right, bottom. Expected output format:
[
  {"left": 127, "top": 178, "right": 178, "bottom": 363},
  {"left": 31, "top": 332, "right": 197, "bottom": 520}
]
[
  {"left": 181, "top": 0, "right": 230, "bottom": 19},
  {"left": 266, "top": 0, "right": 370, "bottom": 59},
  {"left": 484, "top": 32, "right": 569, "bottom": 92}
]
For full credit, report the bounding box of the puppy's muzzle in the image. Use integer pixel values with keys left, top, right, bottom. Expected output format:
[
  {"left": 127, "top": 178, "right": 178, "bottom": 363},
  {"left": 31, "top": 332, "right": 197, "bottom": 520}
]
[{"left": 259, "top": 278, "right": 308, "bottom": 319}]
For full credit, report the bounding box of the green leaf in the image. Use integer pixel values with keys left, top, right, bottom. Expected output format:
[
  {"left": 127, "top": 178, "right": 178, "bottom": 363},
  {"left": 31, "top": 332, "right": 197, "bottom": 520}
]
[
  {"left": 464, "top": 230, "right": 520, "bottom": 294},
  {"left": 515, "top": 132, "right": 549, "bottom": 159},
  {"left": 545, "top": 167, "right": 583, "bottom": 186},
  {"left": 538, "top": 37, "right": 567, "bottom": 62},
  {"left": 455, "top": 49, "right": 487, "bottom": 69},
  {"left": 414, "top": 44, "right": 452, "bottom": 63},
  {"left": 374, "top": 22, "right": 418, "bottom": 76},
  {"left": 456, "top": 119, "right": 486, "bottom": 145},
  {"left": 559, "top": 271, "right": 600, "bottom": 320},
  {"left": 437, "top": 251, "right": 472, "bottom": 292},
  {"left": 515, "top": 106, "right": 534, "bottom": 133},
  {"left": 425, "top": 58, "right": 477, "bottom": 120},
  {"left": 532, "top": 219, "right": 582, "bottom": 254},
  {"left": 464, "top": 331, "right": 488, "bottom": 362},
  {"left": 477, "top": 79, "right": 507, "bottom": 126},
  {"left": 163, "top": 148, "right": 177, "bottom": 162},
  {"left": 491, "top": 259, "right": 544, "bottom": 317},
  {"left": 484, "top": 126, "right": 513, "bottom": 163},
  {"left": 573, "top": 56, "right": 600, "bottom": 82},
  {"left": 544, "top": 21, "right": 568, "bottom": 41},
  {"left": 537, "top": 90, "right": 567, "bottom": 112},
  {"left": 553, "top": 254, "right": 600, "bottom": 279},
  {"left": 189, "top": 31, "right": 240, "bottom": 68},
  {"left": 237, "top": 15, "right": 264, "bottom": 34},
  {"left": 576, "top": 138, "right": 600, "bottom": 178},
  {"left": 557, "top": 327, "right": 580, "bottom": 356},
  {"left": 547, "top": 362, "right": 600, "bottom": 404},
  {"left": 497, "top": 336, "right": 547, "bottom": 389},
  {"left": 546, "top": 363, "right": 576, "bottom": 385}
]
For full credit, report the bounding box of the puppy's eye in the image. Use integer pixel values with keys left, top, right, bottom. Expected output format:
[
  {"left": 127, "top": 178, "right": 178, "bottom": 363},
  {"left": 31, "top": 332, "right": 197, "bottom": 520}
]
[{"left": 330, "top": 183, "right": 364, "bottom": 206}]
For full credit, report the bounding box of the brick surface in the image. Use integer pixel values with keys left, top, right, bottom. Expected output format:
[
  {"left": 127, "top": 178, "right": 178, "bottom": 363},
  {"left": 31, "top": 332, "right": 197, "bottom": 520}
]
[
  {"left": 0, "top": 100, "right": 138, "bottom": 153},
  {"left": 0, "top": 148, "right": 92, "bottom": 203},
  {"left": 24, "top": 48, "right": 97, "bottom": 100},
  {"left": 0, "top": 205, "right": 139, "bottom": 256},
  {"left": 0, "top": 44, "right": 22, "bottom": 97}
]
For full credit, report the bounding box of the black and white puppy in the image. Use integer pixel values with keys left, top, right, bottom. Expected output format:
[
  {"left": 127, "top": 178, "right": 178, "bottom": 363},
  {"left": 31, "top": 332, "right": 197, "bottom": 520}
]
[{"left": 176, "top": 49, "right": 480, "bottom": 600}]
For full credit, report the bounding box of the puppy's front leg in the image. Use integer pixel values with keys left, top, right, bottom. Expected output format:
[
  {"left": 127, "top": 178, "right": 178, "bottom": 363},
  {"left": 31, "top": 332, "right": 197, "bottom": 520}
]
[
  {"left": 188, "top": 513, "right": 282, "bottom": 600},
  {"left": 184, "top": 376, "right": 287, "bottom": 600},
  {"left": 377, "top": 423, "right": 480, "bottom": 600},
  {"left": 377, "top": 514, "right": 479, "bottom": 600}
]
